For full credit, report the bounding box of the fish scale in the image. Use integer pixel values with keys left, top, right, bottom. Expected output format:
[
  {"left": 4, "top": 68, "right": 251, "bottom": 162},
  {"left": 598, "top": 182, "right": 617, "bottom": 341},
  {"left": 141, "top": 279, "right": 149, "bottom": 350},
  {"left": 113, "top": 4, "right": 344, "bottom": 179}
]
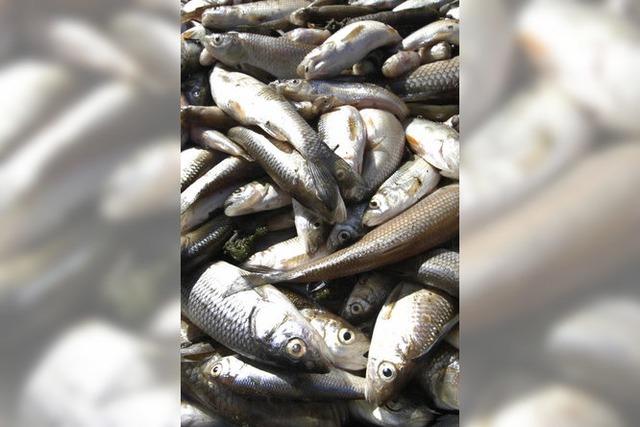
[{"left": 389, "top": 56, "right": 459, "bottom": 102}]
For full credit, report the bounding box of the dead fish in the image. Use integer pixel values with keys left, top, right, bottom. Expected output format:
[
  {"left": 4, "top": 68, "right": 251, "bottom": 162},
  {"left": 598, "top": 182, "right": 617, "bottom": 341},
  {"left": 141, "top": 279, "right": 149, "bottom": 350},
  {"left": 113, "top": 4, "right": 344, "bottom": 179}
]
[
  {"left": 342, "top": 272, "right": 396, "bottom": 324},
  {"left": 404, "top": 117, "right": 459, "bottom": 179}
]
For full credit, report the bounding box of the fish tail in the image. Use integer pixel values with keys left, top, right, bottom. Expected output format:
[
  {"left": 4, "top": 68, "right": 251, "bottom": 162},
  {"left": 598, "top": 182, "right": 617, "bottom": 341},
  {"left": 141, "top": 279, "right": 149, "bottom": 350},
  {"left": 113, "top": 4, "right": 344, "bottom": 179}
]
[{"left": 307, "top": 160, "right": 341, "bottom": 214}]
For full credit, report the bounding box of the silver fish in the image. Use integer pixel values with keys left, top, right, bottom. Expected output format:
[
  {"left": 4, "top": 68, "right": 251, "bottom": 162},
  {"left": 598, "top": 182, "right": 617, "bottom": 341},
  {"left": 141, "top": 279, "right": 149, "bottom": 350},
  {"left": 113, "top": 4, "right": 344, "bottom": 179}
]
[
  {"left": 363, "top": 156, "right": 440, "bottom": 226},
  {"left": 318, "top": 106, "right": 367, "bottom": 174},
  {"left": 301, "top": 308, "right": 370, "bottom": 371},
  {"left": 243, "top": 236, "right": 329, "bottom": 272},
  {"left": 366, "top": 282, "right": 456, "bottom": 405},
  {"left": 181, "top": 147, "right": 220, "bottom": 191},
  {"left": 284, "top": 28, "right": 332, "bottom": 45},
  {"left": 360, "top": 108, "right": 406, "bottom": 195},
  {"left": 404, "top": 117, "right": 459, "bottom": 179},
  {"left": 292, "top": 199, "right": 329, "bottom": 255},
  {"left": 207, "top": 354, "right": 366, "bottom": 400},
  {"left": 386, "top": 247, "right": 459, "bottom": 297},
  {"left": 182, "top": 261, "right": 333, "bottom": 372},
  {"left": 382, "top": 51, "right": 422, "bottom": 78},
  {"left": 202, "top": 0, "right": 311, "bottom": 30},
  {"left": 342, "top": 272, "right": 396, "bottom": 324},
  {"left": 418, "top": 41, "right": 452, "bottom": 63},
  {"left": 327, "top": 202, "right": 369, "bottom": 252},
  {"left": 299, "top": 21, "right": 402, "bottom": 79},
  {"left": 418, "top": 343, "right": 459, "bottom": 411},
  {"left": 402, "top": 19, "right": 459, "bottom": 50},
  {"left": 191, "top": 126, "right": 252, "bottom": 160},
  {"left": 393, "top": 0, "right": 452, "bottom": 11},
  {"left": 224, "top": 179, "right": 292, "bottom": 216}
]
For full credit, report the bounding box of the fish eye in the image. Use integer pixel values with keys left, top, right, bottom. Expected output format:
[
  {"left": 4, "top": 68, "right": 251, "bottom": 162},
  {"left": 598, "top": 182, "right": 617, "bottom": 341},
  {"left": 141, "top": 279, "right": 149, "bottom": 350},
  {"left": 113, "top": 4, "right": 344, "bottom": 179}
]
[
  {"left": 286, "top": 338, "right": 307, "bottom": 359},
  {"left": 210, "top": 363, "right": 223, "bottom": 377},
  {"left": 291, "top": 79, "right": 300, "bottom": 85},
  {"left": 338, "top": 328, "right": 354, "bottom": 344},
  {"left": 378, "top": 361, "right": 397, "bottom": 381},
  {"left": 350, "top": 302, "right": 363, "bottom": 314},
  {"left": 213, "top": 35, "right": 222, "bottom": 44},
  {"left": 313, "top": 221, "right": 322, "bottom": 228},
  {"left": 335, "top": 169, "right": 346, "bottom": 180},
  {"left": 385, "top": 399, "right": 402, "bottom": 412},
  {"left": 338, "top": 231, "right": 350, "bottom": 242},
  {"left": 369, "top": 200, "right": 378, "bottom": 209},
  {"left": 233, "top": 187, "right": 243, "bottom": 194}
]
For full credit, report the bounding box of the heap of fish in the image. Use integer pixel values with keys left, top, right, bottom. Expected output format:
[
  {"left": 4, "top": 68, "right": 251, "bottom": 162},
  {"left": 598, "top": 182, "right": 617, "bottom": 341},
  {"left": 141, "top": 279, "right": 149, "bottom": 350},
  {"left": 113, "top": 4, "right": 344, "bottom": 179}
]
[{"left": 180, "top": 0, "right": 459, "bottom": 425}]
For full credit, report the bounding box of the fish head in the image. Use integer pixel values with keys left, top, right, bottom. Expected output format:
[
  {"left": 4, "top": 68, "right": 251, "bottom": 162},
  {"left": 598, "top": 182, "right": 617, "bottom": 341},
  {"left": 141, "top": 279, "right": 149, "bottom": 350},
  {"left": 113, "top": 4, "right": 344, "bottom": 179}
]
[
  {"left": 303, "top": 309, "right": 370, "bottom": 371},
  {"left": 333, "top": 158, "right": 367, "bottom": 202},
  {"left": 269, "top": 78, "right": 313, "bottom": 101},
  {"left": 202, "top": 355, "right": 241, "bottom": 386},
  {"left": 371, "top": 396, "right": 435, "bottom": 427},
  {"left": 327, "top": 222, "right": 358, "bottom": 252},
  {"left": 299, "top": 42, "right": 336, "bottom": 79},
  {"left": 204, "top": 32, "right": 245, "bottom": 64},
  {"left": 362, "top": 194, "right": 390, "bottom": 227},
  {"left": 341, "top": 294, "right": 372, "bottom": 324},
  {"left": 224, "top": 182, "right": 262, "bottom": 215},
  {"left": 253, "top": 300, "right": 334, "bottom": 373},
  {"left": 366, "top": 353, "right": 409, "bottom": 406}
]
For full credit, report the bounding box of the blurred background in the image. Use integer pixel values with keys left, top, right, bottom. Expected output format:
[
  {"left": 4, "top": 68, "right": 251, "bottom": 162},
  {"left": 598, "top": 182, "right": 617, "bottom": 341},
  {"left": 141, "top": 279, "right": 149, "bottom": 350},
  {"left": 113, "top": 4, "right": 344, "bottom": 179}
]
[
  {"left": 2, "top": 0, "right": 640, "bottom": 425},
  {"left": 0, "top": 0, "right": 180, "bottom": 425},
  {"left": 461, "top": 0, "right": 640, "bottom": 425}
]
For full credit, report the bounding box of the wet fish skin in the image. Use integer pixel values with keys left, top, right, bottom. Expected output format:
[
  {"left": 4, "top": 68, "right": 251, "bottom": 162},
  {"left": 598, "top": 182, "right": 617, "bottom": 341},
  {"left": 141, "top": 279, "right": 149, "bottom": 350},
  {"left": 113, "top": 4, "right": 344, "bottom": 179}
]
[
  {"left": 418, "top": 41, "right": 451, "bottom": 63},
  {"left": 366, "top": 282, "right": 456, "bottom": 405},
  {"left": 327, "top": 202, "right": 368, "bottom": 252},
  {"left": 404, "top": 117, "right": 459, "bottom": 179},
  {"left": 346, "top": 7, "right": 440, "bottom": 38},
  {"left": 388, "top": 56, "right": 459, "bottom": 102},
  {"left": 181, "top": 215, "right": 234, "bottom": 269},
  {"left": 182, "top": 261, "right": 333, "bottom": 372},
  {"left": 211, "top": 65, "right": 363, "bottom": 211},
  {"left": 301, "top": 308, "right": 370, "bottom": 371},
  {"left": 293, "top": 199, "right": 329, "bottom": 255},
  {"left": 382, "top": 51, "right": 421, "bottom": 78},
  {"left": 284, "top": 28, "right": 332, "bottom": 45},
  {"left": 341, "top": 272, "right": 396, "bottom": 324},
  {"left": 386, "top": 247, "right": 459, "bottom": 297},
  {"left": 271, "top": 79, "right": 409, "bottom": 119},
  {"left": 181, "top": 147, "right": 221, "bottom": 191},
  {"left": 202, "top": 0, "right": 311, "bottom": 30},
  {"left": 393, "top": 0, "right": 451, "bottom": 11},
  {"left": 243, "top": 236, "right": 329, "bottom": 272},
  {"left": 268, "top": 184, "right": 459, "bottom": 290},
  {"left": 363, "top": 155, "right": 440, "bottom": 226},
  {"left": 402, "top": 19, "right": 459, "bottom": 50},
  {"left": 348, "top": 395, "right": 435, "bottom": 427},
  {"left": 227, "top": 126, "right": 345, "bottom": 223},
  {"left": 299, "top": 21, "right": 402, "bottom": 79},
  {"left": 191, "top": 126, "right": 252, "bottom": 160},
  {"left": 204, "top": 32, "right": 315, "bottom": 79},
  {"left": 360, "top": 108, "right": 406, "bottom": 195},
  {"left": 207, "top": 354, "right": 366, "bottom": 400},
  {"left": 418, "top": 342, "right": 459, "bottom": 411},
  {"left": 224, "top": 179, "right": 292, "bottom": 216},
  {"left": 183, "top": 356, "right": 349, "bottom": 427},
  {"left": 318, "top": 106, "right": 367, "bottom": 174}
]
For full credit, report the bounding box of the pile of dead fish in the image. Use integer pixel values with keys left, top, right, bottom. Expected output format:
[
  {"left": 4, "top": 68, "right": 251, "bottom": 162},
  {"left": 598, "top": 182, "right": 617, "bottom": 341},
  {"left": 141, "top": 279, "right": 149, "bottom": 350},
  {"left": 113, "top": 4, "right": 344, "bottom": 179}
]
[{"left": 180, "top": 0, "right": 459, "bottom": 425}]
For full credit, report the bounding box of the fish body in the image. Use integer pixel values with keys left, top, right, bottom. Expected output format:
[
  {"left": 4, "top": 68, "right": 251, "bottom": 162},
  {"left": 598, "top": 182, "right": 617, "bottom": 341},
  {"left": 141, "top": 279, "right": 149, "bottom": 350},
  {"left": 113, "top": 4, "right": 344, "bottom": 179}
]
[
  {"left": 181, "top": 215, "right": 234, "bottom": 268},
  {"left": 342, "top": 272, "right": 396, "bottom": 324},
  {"left": 318, "top": 106, "right": 367, "bottom": 174},
  {"left": 419, "top": 41, "right": 451, "bottom": 63},
  {"left": 284, "top": 28, "right": 331, "bottom": 45},
  {"left": 208, "top": 355, "right": 366, "bottom": 400},
  {"left": 292, "top": 199, "right": 329, "bottom": 255},
  {"left": 243, "top": 236, "right": 329, "bottom": 271},
  {"left": 224, "top": 179, "right": 292, "bottom": 216},
  {"left": 270, "top": 185, "right": 459, "bottom": 282},
  {"left": 182, "top": 261, "right": 333, "bottom": 372},
  {"left": 180, "top": 105, "right": 237, "bottom": 130},
  {"left": 404, "top": 117, "right": 459, "bottom": 179},
  {"left": 382, "top": 51, "right": 421, "bottom": 78},
  {"left": 346, "top": 7, "right": 440, "bottom": 38},
  {"left": 366, "top": 282, "right": 456, "bottom": 405},
  {"left": 299, "top": 21, "right": 402, "bottom": 79},
  {"left": 327, "top": 202, "right": 369, "bottom": 252},
  {"left": 191, "top": 127, "right": 251, "bottom": 160},
  {"left": 389, "top": 56, "right": 459, "bottom": 102},
  {"left": 418, "top": 343, "right": 459, "bottom": 411},
  {"left": 363, "top": 156, "right": 440, "bottom": 226},
  {"left": 290, "top": 5, "right": 377, "bottom": 26},
  {"left": 272, "top": 79, "right": 409, "bottom": 119},
  {"left": 202, "top": 0, "right": 311, "bottom": 30},
  {"left": 393, "top": 0, "right": 451, "bottom": 11},
  {"left": 181, "top": 147, "right": 220, "bottom": 191},
  {"left": 360, "top": 108, "right": 406, "bottom": 195},
  {"left": 181, "top": 185, "right": 238, "bottom": 233},
  {"left": 204, "top": 32, "right": 314, "bottom": 79},
  {"left": 402, "top": 19, "right": 459, "bottom": 50},
  {"left": 387, "top": 247, "right": 459, "bottom": 297},
  {"left": 211, "top": 65, "right": 364, "bottom": 207}
]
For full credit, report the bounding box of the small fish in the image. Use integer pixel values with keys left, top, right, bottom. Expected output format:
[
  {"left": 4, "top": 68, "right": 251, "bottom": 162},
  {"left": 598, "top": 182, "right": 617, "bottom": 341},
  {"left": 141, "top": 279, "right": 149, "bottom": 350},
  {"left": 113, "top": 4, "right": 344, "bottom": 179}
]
[
  {"left": 202, "top": 0, "right": 311, "bottom": 30},
  {"left": 224, "top": 179, "right": 292, "bottom": 216},
  {"left": 382, "top": 51, "right": 422, "bottom": 78},
  {"left": 181, "top": 184, "right": 239, "bottom": 233},
  {"left": 389, "top": 56, "right": 459, "bottom": 102},
  {"left": 402, "top": 19, "right": 459, "bottom": 50},
  {"left": 271, "top": 79, "right": 409, "bottom": 119},
  {"left": 284, "top": 28, "right": 332, "bottom": 45},
  {"left": 366, "top": 282, "right": 456, "bottom": 405},
  {"left": 293, "top": 199, "right": 329, "bottom": 255},
  {"left": 404, "top": 117, "right": 459, "bottom": 179},
  {"left": 418, "top": 343, "right": 459, "bottom": 411},
  {"left": 203, "top": 32, "right": 315, "bottom": 79},
  {"left": 318, "top": 106, "right": 367, "bottom": 174},
  {"left": 342, "top": 272, "right": 396, "bottom": 324},
  {"left": 327, "top": 202, "right": 369, "bottom": 252},
  {"left": 182, "top": 261, "right": 333, "bottom": 372},
  {"left": 363, "top": 156, "right": 440, "bottom": 226},
  {"left": 243, "top": 236, "right": 329, "bottom": 272},
  {"left": 181, "top": 215, "right": 234, "bottom": 269},
  {"left": 301, "top": 308, "right": 370, "bottom": 370},
  {"left": 360, "top": 108, "right": 406, "bottom": 195},
  {"left": 206, "top": 354, "right": 366, "bottom": 400},
  {"left": 190, "top": 126, "right": 252, "bottom": 160},
  {"left": 348, "top": 395, "right": 435, "bottom": 427},
  {"left": 418, "top": 41, "right": 452, "bottom": 63},
  {"left": 299, "top": 21, "right": 402, "bottom": 79}
]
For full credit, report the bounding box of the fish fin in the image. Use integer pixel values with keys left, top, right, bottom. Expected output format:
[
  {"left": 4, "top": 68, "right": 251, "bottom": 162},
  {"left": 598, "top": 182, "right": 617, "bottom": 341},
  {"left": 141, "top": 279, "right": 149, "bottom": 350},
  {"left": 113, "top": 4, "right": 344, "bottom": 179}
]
[
  {"left": 411, "top": 314, "right": 459, "bottom": 363},
  {"left": 221, "top": 270, "right": 295, "bottom": 298},
  {"left": 261, "top": 120, "right": 288, "bottom": 141}
]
